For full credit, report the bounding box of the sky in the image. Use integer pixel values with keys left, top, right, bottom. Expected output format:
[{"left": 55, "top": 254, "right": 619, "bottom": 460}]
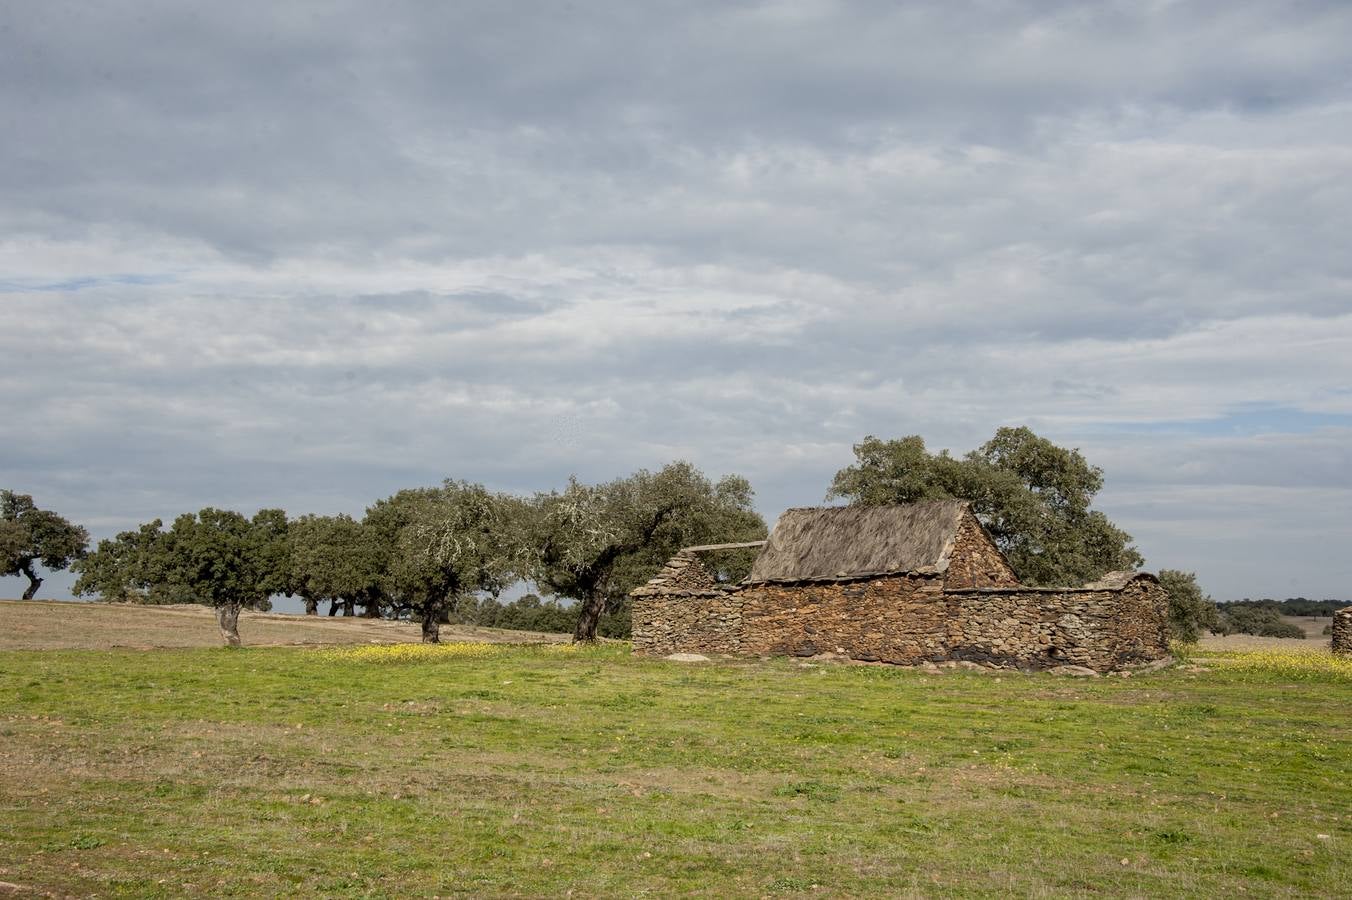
[{"left": 3, "top": 1, "right": 1351, "bottom": 603}]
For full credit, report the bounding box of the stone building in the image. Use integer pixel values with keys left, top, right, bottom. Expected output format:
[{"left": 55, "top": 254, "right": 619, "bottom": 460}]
[{"left": 631, "top": 500, "right": 1170, "bottom": 672}]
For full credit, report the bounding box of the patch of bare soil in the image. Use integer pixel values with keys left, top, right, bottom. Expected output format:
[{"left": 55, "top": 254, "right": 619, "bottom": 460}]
[{"left": 0, "top": 599, "right": 568, "bottom": 651}]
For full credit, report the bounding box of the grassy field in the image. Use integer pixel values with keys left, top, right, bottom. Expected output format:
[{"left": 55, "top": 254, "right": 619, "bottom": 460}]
[{"left": 1, "top": 614, "right": 1350, "bottom": 897}]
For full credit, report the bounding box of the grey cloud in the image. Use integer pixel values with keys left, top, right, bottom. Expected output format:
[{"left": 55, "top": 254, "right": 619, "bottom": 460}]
[{"left": 3, "top": 1, "right": 1352, "bottom": 602}]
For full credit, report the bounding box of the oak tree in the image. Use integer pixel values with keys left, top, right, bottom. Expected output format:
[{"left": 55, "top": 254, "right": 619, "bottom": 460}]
[
  {"left": 377, "top": 482, "right": 517, "bottom": 643},
  {"left": 828, "top": 427, "right": 1143, "bottom": 586},
  {"left": 527, "top": 462, "right": 767, "bottom": 643},
  {"left": 1, "top": 491, "right": 89, "bottom": 599}
]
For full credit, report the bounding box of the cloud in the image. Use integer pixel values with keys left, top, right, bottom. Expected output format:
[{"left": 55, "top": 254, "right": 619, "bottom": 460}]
[{"left": 2, "top": 1, "right": 1351, "bottom": 601}]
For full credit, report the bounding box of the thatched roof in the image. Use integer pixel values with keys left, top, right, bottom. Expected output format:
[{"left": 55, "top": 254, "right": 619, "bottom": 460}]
[{"left": 745, "top": 501, "right": 971, "bottom": 584}]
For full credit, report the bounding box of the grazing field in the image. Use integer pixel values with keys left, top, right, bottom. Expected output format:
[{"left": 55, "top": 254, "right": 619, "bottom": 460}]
[
  {"left": 1, "top": 623, "right": 1349, "bottom": 896},
  {"left": 0, "top": 600, "right": 567, "bottom": 651}
]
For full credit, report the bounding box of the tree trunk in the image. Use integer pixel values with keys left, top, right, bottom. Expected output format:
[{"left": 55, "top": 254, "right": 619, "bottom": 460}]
[
  {"left": 572, "top": 591, "right": 606, "bottom": 643},
  {"left": 19, "top": 560, "right": 42, "bottom": 600},
  {"left": 421, "top": 602, "right": 443, "bottom": 644},
  {"left": 342, "top": 598, "right": 355, "bottom": 617},
  {"left": 303, "top": 597, "right": 318, "bottom": 616},
  {"left": 327, "top": 599, "right": 340, "bottom": 616},
  {"left": 217, "top": 602, "right": 242, "bottom": 647}
]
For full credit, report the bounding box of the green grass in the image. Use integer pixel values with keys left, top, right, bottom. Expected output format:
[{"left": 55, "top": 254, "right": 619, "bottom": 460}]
[{"left": 1, "top": 645, "right": 1349, "bottom": 897}]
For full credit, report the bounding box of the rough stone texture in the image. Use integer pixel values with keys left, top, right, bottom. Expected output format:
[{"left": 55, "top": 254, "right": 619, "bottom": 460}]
[
  {"left": 632, "top": 567, "right": 1170, "bottom": 673},
  {"left": 1334, "top": 607, "right": 1352, "bottom": 655},
  {"left": 630, "top": 587, "right": 745, "bottom": 656},
  {"left": 942, "top": 514, "right": 1020, "bottom": 590},
  {"left": 632, "top": 551, "right": 719, "bottom": 595},
  {"left": 942, "top": 576, "right": 1170, "bottom": 670},
  {"left": 632, "top": 502, "right": 1170, "bottom": 673},
  {"left": 739, "top": 574, "right": 944, "bottom": 662}
]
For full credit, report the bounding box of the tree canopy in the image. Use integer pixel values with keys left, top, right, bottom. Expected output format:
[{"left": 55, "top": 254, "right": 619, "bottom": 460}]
[
  {"left": 526, "top": 462, "right": 767, "bottom": 642},
  {"left": 72, "top": 519, "right": 176, "bottom": 603},
  {"left": 1, "top": 490, "right": 89, "bottom": 599},
  {"left": 160, "top": 508, "right": 290, "bottom": 645},
  {"left": 74, "top": 507, "right": 288, "bottom": 645},
  {"left": 828, "top": 428, "right": 1142, "bottom": 587},
  {"left": 378, "top": 481, "right": 518, "bottom": 643},
  {"left": 288, "top": 514, "right": 383, "bottom": 616}
]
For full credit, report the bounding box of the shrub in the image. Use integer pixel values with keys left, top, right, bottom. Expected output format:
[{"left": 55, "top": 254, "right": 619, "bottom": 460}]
[
  {"left": 1158, "top": 570, "right": 1219, "bottom": 643},
  {"left": 1214, "top": 603, "right": 1305, "bottom": 639}
]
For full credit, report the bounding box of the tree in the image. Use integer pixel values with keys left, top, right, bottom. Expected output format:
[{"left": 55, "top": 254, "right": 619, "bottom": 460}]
[
  {"left": 527, "top": 462, "right": 768, "bottom": 643},
  {"left": 828, "top": 428, "right": 1142, "bottom": 586},
  {"left": 249, "top": 507, "right": 292, "bottom": 614},
  {"left": 379, "top": 482, "right": 517, "bottom": 643},
  {"left": 1, "top": 491, "right": 90, "bottom": 599},
  {"left": 1157, "top": 570, "right": 1220, "bottom": 643},
  {"left": 72, "top": 519, "right": 171, "bottom": 602},
  {"left": 288, "top": 514, "right": 383, "bottom": 616},
  {"left": 161, "top": 508, "right": 288, "bottom": 646}
]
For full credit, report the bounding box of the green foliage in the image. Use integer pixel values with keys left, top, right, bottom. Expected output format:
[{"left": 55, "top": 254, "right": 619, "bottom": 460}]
[
  {"left": 159, "top": 508, "right": 288, "bottom": 611},
  {"left": 1, "top": 491, "right": 90, "bottom": 598},
  {"left": 454, "top": 592, "right": 633, "bottom": 639},
  {"left": 1233, "top": 597, "right": 1347, "bottom": 617},
  {"left": 828, "top": 427, "right": 1143, "bottom": 586},
  {"left": 74, "top": 509, "right": 286, "bottom": 619},
  {"left": 369, "top": 482, "right": 519, "bottom": 641},
  {"left": 1157, "top": 570, "right": 1220, "bottom": 643},
  {"left": 61, "top": 462, "right": 763, "bottom": 642},
  {"left": 288, "top": 514, "right": 384, "bottom": 613},
  {"left": 248, "top": 508, "right": 292, "bottom": 600},
  {"left": 73, "top": 520, "right": 171, "bottom": 602},
  {"left": 526, "top": 462, "right": 767, "bottom": 641},
  {"left": 1214, "top": 602, "right": 1307, "bottom": 639}
]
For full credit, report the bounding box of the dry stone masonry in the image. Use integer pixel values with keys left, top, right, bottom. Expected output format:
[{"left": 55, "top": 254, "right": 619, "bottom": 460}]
[
  {"left": 1334, "top": 608, "right": 1352, "bottom": 655},
  {"left": 632, "top": 501, "right": 1171, "bottom": 673}
]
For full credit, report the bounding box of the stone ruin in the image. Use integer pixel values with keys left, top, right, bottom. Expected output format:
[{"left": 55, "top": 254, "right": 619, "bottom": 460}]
[
  {"left": 1334, "top": 607, "right": 1352, "bottom": 655},
  {"left": 631, "top": 501, "right": 1172, "bottom": 674}
]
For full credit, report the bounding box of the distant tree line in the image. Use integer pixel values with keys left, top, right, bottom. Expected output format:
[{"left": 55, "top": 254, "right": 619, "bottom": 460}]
[
  {"left": 1225, "top": 597, "right": 1346, "bottom": 618},
  {"left": 1207, "top": 598, "right": 1349, "bottom": 640},
  {"left": 452, "top": 593, "right": 631, "bottom": 639}
]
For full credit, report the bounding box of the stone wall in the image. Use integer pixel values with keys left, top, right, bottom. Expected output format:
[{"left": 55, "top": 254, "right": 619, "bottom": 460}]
[
  {"left": 943, "top": 514, "right": 1020, "bottom": 590},
  {"left": 738, "top": 574, "right": 944, "bottom": 662},
  {"left": 631, "top": 572, "right": 1170, "bottom": 672},
  {"left": 943, "top": 577, "right": 1170, "bottom": 670},
  {"left": 1334, "top": 608, "right": 1352, "bottom": 655},
  {"left": 630, "top": 588, "right": 745, "bottom": 656}
]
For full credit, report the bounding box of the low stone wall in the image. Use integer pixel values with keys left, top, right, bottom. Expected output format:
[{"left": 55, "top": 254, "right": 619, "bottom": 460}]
[
  {"left": 630, "top": 588, "right": 744, "bottom": 656},
  {"left": 1334, "top": 608, "right": 1352, "bottom": 655},
  {"left": 943, "top": 577, "right": 1170, "bottom": 670},
  {"left": 631, "top": 572, "right": 1170, "bottom": 672}
]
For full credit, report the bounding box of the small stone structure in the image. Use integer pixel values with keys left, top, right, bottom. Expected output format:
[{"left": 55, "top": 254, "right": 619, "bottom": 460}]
[
  {"left": 631, "top": 501, "right": 1171, "bottom": 673},
  {"left": 1333, "top": 607, "right": 1352, "bottom": 655}
]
